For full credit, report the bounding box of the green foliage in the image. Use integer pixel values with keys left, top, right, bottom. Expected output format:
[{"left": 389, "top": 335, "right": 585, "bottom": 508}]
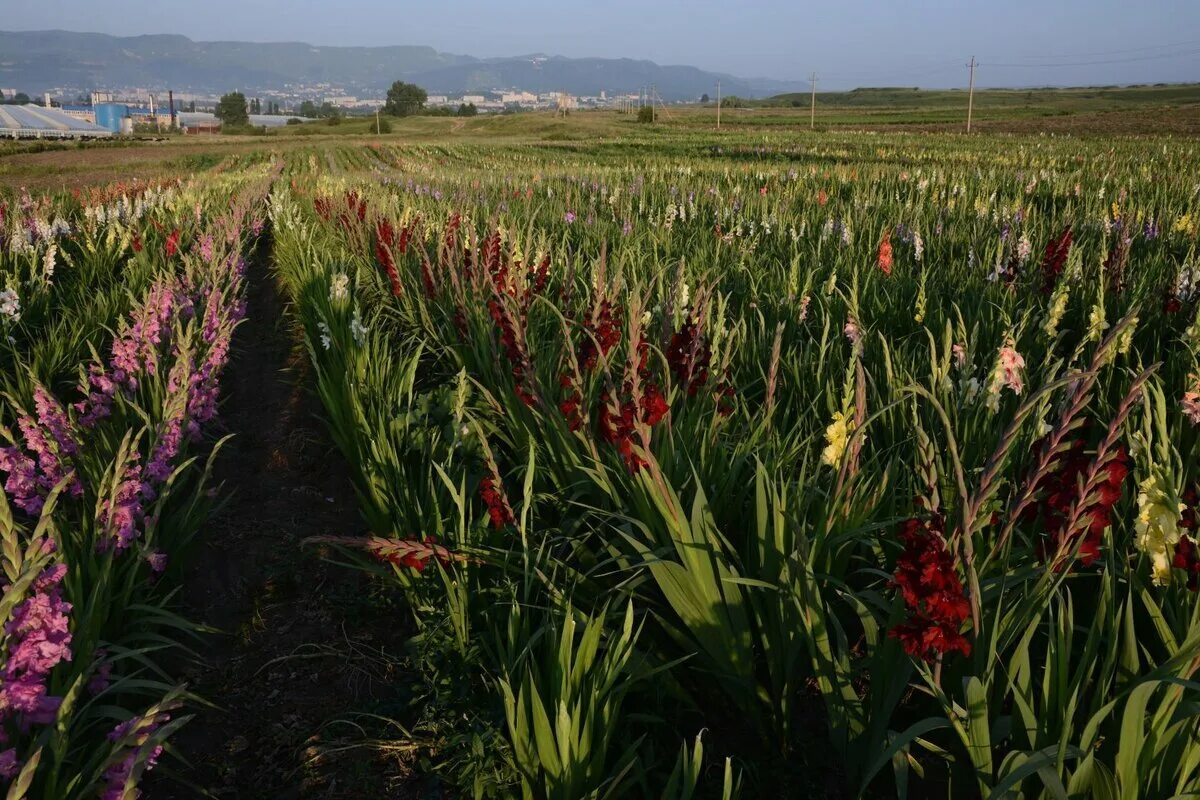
[
  {"left": 214, "top": 91, "right": 249, "bottom": 126},
  {"left": 384, "top": 80, "right": 428, "bottom": 117}
]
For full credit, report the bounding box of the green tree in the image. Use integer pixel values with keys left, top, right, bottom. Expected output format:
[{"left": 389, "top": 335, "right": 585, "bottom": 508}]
[
  {"left": 384, "top": 81, "right": 427, "bottom": 116},
  {"left": 214, "top": 91, "right": 249, "bottom": 126},
  {"left": 456, "top": 102, "right": 478, "bottom": 117},
  {"left": 700, "top": 93, "right": 710, "bottom": 104},
  {"left": 637, "top": 105, "right": 655, "bottom": 123}
]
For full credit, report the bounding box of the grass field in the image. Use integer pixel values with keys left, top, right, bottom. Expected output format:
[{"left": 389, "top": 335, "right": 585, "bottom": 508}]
[{"left": 2, "top": 83, "right": 1198, "bottom": 194}]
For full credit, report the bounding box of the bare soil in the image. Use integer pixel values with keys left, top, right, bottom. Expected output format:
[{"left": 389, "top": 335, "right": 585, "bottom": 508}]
[{"left": 151, "top": 232, "right": 412, "bottom": 799}]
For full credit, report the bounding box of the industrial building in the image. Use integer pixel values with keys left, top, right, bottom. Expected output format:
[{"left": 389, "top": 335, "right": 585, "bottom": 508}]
[{"left": 0, "top": 104, "right": 112, "bottom": 139}]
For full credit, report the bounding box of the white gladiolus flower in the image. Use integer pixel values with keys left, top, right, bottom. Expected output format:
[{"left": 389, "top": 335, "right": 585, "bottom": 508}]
[
  {"left": 350, "top": 311, "right": 368, "bottom": 347},
  {"left": 329, "top": 272, "right": 350, "bottom": 302}
]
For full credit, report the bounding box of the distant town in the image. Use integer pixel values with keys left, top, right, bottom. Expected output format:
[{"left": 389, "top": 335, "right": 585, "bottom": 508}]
[
  {"left": 0, "top": 80, "right": 677, "bottom": 137},
  {"left": 7, "top": 82, "right": 662, "bottom": 118}
]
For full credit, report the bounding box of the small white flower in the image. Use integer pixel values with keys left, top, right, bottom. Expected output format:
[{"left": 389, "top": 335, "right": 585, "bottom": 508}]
[
  {"left": 329, "top": 272, "right": 350, "bottom": 302},
  {"left": 317, "top": 320, "right": 331, "bottom": 350},
  {"left": 43, "top": 243, "right": 57, "bottom": 282},
  {"left": 0, "top": 287, "right": 20, "bottom": 324},
  {"left": 350, "top": 311, "right": 367, "bottom": 347}
]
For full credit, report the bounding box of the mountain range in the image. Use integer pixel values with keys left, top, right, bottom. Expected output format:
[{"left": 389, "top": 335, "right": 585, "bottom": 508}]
[{"left": 0, "top": 30, "right": 806, "bottom": 100}]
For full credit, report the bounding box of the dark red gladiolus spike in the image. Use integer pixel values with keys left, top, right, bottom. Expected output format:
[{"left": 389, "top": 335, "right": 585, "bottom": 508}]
[
  {"left": 531, "top": 254, "right": 552, "bottom": 295},
  {"left": 397, "top": 220, "right": 414, "bottom": 255},
  {"left": 558, "top": 373, "right": 586, "bottom": 431},
  {"left": 1173, "top": 537, "right": 1200, "bottom": 591},
  {"left": 487, "top": 297, "right": 536, "bottom": 406},
  {"left": 377, "top": 218, "right": 396, "bottom": 249},
  {"left": 666, "top": 318, "right": 712, "bottom": 396},
  {"left": 887, "top": 515, "right": 972, "bottom": 663},
  {"left": 641, "top": 383, "right": 669, "bottom": 427},
  {"left": 375, "top": 222, "right": 403, "bottom": 298},
  {"left": 479, "top": 476, "right": 515, "bottom": 529},
  {"left": 578, "top": 300, "right": 622, "bottom": 371},
  {"left": 444, "top": 212, "right": 462, "bottom": 254},
  {"left": 1040, "top": 226, "right": 1072, "bottom": 294},
  {"left": 1029, "top": 431, "right": 1129, "bottom": 569}
]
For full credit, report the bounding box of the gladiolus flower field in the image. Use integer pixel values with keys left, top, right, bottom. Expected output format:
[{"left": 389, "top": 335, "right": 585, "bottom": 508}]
[{"left": 4, "top": 128, "right": 1200, "bottom": 797}]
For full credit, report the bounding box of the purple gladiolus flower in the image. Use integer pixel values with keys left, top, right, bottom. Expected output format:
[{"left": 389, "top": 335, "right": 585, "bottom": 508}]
[{"left": 0, "top": 562, "right": 72, "bottom": 735}]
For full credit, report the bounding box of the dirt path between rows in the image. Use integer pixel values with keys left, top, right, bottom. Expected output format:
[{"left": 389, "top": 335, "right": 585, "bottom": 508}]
[{"left": 153, "top": 230, "right": 409, "bottom": 799}]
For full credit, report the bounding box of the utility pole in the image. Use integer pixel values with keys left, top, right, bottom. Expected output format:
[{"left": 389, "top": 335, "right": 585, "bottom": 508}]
[
  {"left": 716, "top": 80, "right": 721, "bottom": 130},
  {"left": 375, "top": 108, "right": 380, "bottom": 135},
  {"left": 651, "top": 84, "right": 656, "bottom": 122},
  {"left": 809, "top": 71, "right": 817, "bottom": 130},
  {"left": 966, "top": 56, "right": 976, "bottom": 133}
]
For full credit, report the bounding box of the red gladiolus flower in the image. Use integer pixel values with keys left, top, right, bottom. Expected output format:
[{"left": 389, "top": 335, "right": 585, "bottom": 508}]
[
  {"left": 667, "top": 318, "right": 711, "bottom": 396},
  {"left": 578, "top": 300, "right": 622, "bottom": 371},
  {"left": 479, "top": 475, "right": 515, "bottom": 529},
  {"left": 1172, "top": 488, "right": 1200, "bottom": 591},
  {"left": 397, "top": 219, "right": 416, "bottom": 255},
  {"left": 1174, "top": 537, "right": 1200, "bottom": 591},
  {"left": 888, "top": 516, "right": 972, "bottom": 662},
  {"left": 641, "top": 383, "right": 669, "bottom": 426},
  {"left": 345, "top": 191, "right": 367, "bottom": 222},
  {"left": 164, "top": 230, "right": 180, "bottom": 259},
  {"left": 817, "top": 189, "right": 828, "bottom": 206},
  {"left": 377, "top": 218, "right": 396, "bottom": 249},
  {"left": 529, "top": 254, "right": 552, "bottom": 296},
  {"left": 375, "top": 224, "right": 403, "bottom": 298},
  {"left": 1040, "top": 226, "right": 1073, "bottom": 294},
  {"left": 558, "top": 374, "right": 586, "bottom": 431},
  {"left": 595, "top": 378, "right": 669, "bottom": 473},
  {"left": 877, "top": 234, "right": 893, "bottom": 276},
  {"left": 1026, "top": 434, "right": 1129, "bottom": 568},
  {"left": 487, "top": 297, "right": 536, "bottom": 407},
  {"left": 311, "top": 535, "right": 458, "bottom": 573},
  {"left": 131, "top": 234, "right": 143, "bottom": 253},
  {"left": 445, "top": 212, "right": 463, "bottom": 254}
]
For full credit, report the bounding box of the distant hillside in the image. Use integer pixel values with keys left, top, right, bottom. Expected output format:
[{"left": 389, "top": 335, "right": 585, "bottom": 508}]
[{"left": 0, "top": 30, "right": 804, "bottom": 99}]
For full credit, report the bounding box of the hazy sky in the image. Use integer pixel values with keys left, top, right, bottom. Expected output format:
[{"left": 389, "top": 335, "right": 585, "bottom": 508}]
[{"left": 8, "top": 0, "right": 1200, "bottom": 88}]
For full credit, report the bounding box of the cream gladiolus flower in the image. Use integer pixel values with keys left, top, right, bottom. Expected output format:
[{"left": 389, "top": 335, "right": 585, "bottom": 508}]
[{"left": 1135, "top": 475, "right": 1185, "bottom": 586}]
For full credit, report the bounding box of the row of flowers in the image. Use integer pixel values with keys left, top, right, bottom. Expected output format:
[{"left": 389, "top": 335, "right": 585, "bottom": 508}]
[{"left": 0, "top": 170, "right": 270, "bottom": 798}]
